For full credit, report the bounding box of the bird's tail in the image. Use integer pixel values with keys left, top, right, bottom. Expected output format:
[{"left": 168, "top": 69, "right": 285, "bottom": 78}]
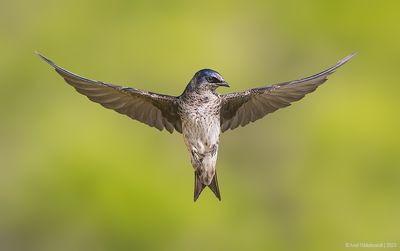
[{"left": 194, "top": 171, "right": 221, "bottom": 202}]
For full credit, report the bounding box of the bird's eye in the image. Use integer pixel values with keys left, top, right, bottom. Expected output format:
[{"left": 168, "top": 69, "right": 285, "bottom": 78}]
[{"left": 206, "top": 76, "right": 220, "bottom": 83}]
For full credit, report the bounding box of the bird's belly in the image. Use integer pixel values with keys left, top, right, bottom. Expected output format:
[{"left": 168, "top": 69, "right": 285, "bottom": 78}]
[
  {"left": 182, "top": 115, "right": 220, "bottom": 184},
  {"left": 182, "top": 115, "right": 220, "bottom": 154}
]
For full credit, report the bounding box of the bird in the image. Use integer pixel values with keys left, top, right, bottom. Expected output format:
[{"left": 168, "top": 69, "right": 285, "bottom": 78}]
[{"left": 36, "top": 51, "right": 355, "bottom": 201}]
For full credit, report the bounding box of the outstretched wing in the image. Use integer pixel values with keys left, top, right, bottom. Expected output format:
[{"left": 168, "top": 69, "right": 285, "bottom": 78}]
[
  {"left": 220, "top": 53, "right": 355, "bottom": 132},
  {"left": 37, "top": 52, "right": 182, "bottom": 133}
]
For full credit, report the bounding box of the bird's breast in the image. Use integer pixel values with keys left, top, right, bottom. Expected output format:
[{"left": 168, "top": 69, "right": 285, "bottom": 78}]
[
  {"left": 181, "top": 114, "right": 220, "bottom": 154},
  {"left": 182, "top": 113, "right": 220, "bottom": 143},
  {"left": 179, "top": 93, "right": 221, "bottom": 152}
]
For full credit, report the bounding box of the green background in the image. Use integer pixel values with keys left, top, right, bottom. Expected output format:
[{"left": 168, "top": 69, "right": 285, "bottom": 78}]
[{"left": 1, "top": 0, "right": 399, "bottom": 250}]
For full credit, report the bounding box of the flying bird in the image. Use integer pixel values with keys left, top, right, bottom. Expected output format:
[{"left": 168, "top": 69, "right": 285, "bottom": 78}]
[{"left": 36, "top": 52, "right": 355, "bottom": 201}]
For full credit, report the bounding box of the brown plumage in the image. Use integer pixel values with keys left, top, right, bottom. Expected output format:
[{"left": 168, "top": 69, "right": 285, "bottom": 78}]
[{"left": 36, "top": 51, "right": 355, "bottom": 201}]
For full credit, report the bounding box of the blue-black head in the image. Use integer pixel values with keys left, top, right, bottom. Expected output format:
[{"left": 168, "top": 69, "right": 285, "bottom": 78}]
[{"left": 192, "top": 69, "right": 230, "bottom": 89}]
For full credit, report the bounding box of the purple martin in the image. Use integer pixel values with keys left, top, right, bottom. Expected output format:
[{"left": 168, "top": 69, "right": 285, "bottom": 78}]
[{"left": 36, "top": 52, "right": 355, "bottom": 201}]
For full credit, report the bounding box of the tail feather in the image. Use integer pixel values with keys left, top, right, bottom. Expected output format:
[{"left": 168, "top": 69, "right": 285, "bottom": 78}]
[
  {"left": 194, "top": 172, "right": 206, "bottom": 202},
  {"left": 193, "top": 171, "right": 221, "bottom": 201},
  {"left": 208, "top": 172, "right": 221, "bottom": 201}
]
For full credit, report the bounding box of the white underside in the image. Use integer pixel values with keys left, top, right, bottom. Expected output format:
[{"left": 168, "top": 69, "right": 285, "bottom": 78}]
[{"left": 182, "top": 115, "right": 220, "bottom": 185}]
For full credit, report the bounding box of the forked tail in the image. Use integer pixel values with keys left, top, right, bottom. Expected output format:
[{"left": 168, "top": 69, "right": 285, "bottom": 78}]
[{"left": 194, "top": 171, "right": 221, "bottom": 201}]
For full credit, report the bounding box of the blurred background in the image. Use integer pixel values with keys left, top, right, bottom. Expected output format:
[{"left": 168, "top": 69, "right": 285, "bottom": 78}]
[{"left": 1, "top": 0, "right": 399, "bottom": 250}]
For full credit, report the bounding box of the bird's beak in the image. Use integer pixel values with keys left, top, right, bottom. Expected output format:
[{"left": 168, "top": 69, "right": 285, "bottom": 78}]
[{"left": 217, "top": 81, "right": 230, "bottom": 87}]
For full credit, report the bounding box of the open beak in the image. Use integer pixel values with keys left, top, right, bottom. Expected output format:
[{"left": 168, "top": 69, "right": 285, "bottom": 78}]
[{"left": 217, "top": 81, "right": 230, "bottom": 87}]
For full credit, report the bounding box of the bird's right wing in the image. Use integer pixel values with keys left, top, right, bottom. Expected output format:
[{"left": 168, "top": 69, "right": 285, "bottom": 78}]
[
  {"left": 219, "top": 53, "right": 355, "bottom": 132},
  {"left": 37, "top": 52, "right": 182, "bottom": 133}
]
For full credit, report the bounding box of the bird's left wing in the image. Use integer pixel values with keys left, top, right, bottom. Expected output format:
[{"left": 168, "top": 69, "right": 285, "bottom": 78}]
[
  {"left": 37, "top": 52, "right": 182, "bottom": 133},
  {"left": 220, "top": 53, "right": 355, "bottom": 132}
]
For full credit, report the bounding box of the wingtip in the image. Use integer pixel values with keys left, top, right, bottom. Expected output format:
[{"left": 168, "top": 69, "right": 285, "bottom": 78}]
[
  {"left": 327, "top": 52, "right": 356, "bottom": 73},
  {"left": 339, "top": 52, "right": 357, "bottom": 64},
  {"left": 350, "top": 51, "right": 358, "bottom": 57},
  {"left": 35, "top": 50, "right": 45, "bottom": 59},
  {"left": 35, "top": 51, "right": 57, "bottom": 68}
]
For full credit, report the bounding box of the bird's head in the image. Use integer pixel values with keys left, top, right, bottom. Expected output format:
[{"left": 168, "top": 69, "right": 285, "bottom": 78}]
[{"left": 188, "top": 69, "right": 230, "bottom": 92}]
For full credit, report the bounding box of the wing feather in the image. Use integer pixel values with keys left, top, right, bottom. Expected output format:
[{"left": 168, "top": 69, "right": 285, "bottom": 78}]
[
  {"left": 37, "top": 52, "right": 182, "bottom": 133},
  {"left": 220, "top": 53, "right": 355, "bottom": 132}
]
